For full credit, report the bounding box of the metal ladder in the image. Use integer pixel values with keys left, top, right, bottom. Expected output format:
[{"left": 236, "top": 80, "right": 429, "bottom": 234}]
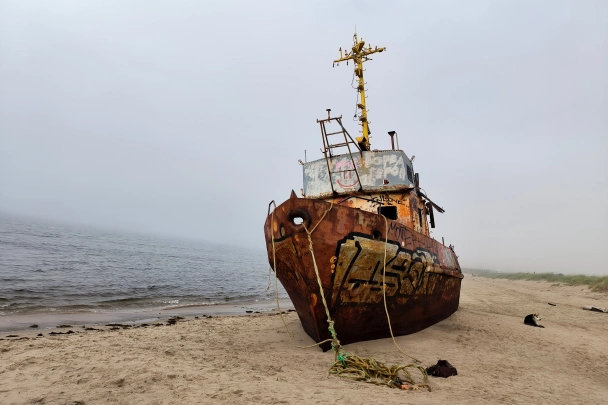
[{"left": 316, "top": 109, "right": 364, "bottom": 194}]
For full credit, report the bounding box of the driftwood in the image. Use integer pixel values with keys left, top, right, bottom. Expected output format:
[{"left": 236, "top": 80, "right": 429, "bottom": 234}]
[{"left": 583, "top": 306, "right": 607, "bottom": 313}]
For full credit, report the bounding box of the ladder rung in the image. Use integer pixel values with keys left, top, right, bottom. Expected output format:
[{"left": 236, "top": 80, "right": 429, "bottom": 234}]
[
  {"left": 326, "top": 142, "right": 351, "bottom": 148},
  {"left": 325, "top": 130, "right": 346, "bottom": 136},
  {"left": 330, "top": 169, "right": 357, "bottom": 174}
]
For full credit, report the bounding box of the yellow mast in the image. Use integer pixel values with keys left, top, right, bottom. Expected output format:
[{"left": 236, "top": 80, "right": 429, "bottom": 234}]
[{"left": 333, "top": 32, "right": 385, "bottom": 151}]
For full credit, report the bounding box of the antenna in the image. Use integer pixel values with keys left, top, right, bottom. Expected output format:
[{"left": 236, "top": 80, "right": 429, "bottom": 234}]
[{"left": 333, "top": 32, "right": 386, "bottom": 151}]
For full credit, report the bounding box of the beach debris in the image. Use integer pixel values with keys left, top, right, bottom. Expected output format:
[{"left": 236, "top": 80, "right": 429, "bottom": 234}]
[
  {"left": 6, "top": 335, "right": 19, "bottom": 338},
  {"left": 548, "top": 303, "right": 557, "bottom": 306},
  {"left": 37, "top": 333, "right": 43, "bottom": 337},
  {"left": 49, "top": 330, "right": 75, "bottom": 335},
  {"left": 30, "top": 324, "right": 39, "bottom": 328},
  {"left": 329, "top": 355, "right": 431, "bottom": 391},
  {"left": 84, "top": 327, "right": 102, "bottom": 331},
  {"left": 105, "top": 323, "right": 133, "bottom": 328},
  {"left": 56, "top": 324, "right": 72, "bottom": 328},
  {"left": 426, "top": 360, "right": 458, "bottom": 378},
  {"left": 166, "top": 318, "right": 178, "bottom": 325},
  {"left": 524, "top": 313, "right": 544, "bottom": 328},
  {"left": 246, "top": 310, "right": 253, "bottom": 314},
  {"left": 583, "top": 306, "right": 607, "bottom": 313}
]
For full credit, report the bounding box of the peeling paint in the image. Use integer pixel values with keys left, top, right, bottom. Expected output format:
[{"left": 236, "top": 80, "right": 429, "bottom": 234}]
[{"left": 303, "top": 150, "right": 415, "bottom": 197}]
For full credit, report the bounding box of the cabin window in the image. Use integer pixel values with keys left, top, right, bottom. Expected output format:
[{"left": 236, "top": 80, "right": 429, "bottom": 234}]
[
  {"left": 418, "top": 208, "right": 423, "bottom": 228},
  {"left": 378, "top": 206, "right": 398, "bottom": 220}
]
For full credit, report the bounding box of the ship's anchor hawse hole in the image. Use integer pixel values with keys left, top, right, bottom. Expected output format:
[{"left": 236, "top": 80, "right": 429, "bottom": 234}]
[{"left": 287, "top": 209, "right": 311, "bottom": 228}]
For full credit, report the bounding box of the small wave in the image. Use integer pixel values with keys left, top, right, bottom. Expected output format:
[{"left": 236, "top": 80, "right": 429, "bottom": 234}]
[
  {"left": 161, "top": 299, "right": 180, "bottom": 305},
  {"left": 161, "top": 302, "right": 220, "bottom": 310},
  {"left": 0, "top": 278, "right": 28, "bottom": 283}
]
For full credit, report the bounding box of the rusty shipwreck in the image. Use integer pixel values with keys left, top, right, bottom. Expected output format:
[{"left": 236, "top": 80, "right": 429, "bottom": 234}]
[{"left": 264, "top": 33, "right": 463, "bottom": 351}]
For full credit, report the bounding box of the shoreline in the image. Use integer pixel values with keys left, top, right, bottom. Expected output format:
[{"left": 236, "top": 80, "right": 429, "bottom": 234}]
[{"left": 0, "top": 298, "right": 294, "bottom": 334}]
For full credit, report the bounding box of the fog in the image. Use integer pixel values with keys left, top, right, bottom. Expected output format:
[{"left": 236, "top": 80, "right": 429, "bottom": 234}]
[{"left": 1, "top": 0, "right": 606, "bottom": 274}]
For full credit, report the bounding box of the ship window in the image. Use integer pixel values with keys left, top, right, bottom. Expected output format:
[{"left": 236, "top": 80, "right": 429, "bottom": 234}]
[
  {"left": 292, "top": 216, "right": 303, "bottom": 225},
  {"left": 418, "top": 209, "right": 423, "bottom": 227},
  {"left": 378, "top": 206, "right": 398, "bottom": 220}
]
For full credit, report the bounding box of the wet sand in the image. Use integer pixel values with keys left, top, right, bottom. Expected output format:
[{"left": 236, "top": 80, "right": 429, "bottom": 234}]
[
  {"left": 0, "top": 300, "right": 293, "bottom": 333},
  {"left": 1, "top": 276, "right": 607, "bottom": 404}
]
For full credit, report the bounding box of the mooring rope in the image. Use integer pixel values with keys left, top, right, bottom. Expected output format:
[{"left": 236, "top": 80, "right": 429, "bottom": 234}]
[
  {"left": 268, "top": 200, "right": 430, "bottom": 390},
  {"left": 380, "top": 214, "right": 423, "bottom": 364},
  {"left": 269, "top": 201, "right": 334, "bottom": 349}
]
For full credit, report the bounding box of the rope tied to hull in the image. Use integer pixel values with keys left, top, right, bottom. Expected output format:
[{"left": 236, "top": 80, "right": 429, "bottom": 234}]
[
  {"left": 269, "top": 200, "right": 334, "bottom": 349},
  {"left": 268, "top": 199, "right": 430, "bottom": 391}
]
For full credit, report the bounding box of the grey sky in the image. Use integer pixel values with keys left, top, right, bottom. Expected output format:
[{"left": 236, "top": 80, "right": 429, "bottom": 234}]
[{"left": 1, "top": 0, "right": 606, "bottom": 274}]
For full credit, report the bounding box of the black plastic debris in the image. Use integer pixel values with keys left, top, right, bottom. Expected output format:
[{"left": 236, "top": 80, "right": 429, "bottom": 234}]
[{"left": 426, "top": 360, "right": 458, "bottom": 378}]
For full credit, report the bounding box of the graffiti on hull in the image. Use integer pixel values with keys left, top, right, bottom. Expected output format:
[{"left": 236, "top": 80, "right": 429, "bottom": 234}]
[{"left": 331, "top": 234, "right": 442, "bottom": 306}]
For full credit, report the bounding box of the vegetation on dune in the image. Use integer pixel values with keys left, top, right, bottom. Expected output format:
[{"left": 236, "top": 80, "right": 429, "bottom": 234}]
[{"left": 467, "top": 271, "right": 608, "bottom": 293}]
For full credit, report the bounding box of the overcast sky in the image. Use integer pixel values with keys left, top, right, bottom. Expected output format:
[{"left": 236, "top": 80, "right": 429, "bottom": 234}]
[{"left": 1, "top": 0, "right": 606, "bottom": 274}]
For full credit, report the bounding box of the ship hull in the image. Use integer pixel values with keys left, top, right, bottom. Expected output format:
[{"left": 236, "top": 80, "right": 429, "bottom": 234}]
[{"left": 264, "top": 197, "right": 463, "bottom": 351}]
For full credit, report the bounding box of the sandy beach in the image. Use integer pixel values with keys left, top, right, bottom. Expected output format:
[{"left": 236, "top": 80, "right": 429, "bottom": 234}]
[{"left": 1, "top": 275, "right": 607, "bottom": 405}]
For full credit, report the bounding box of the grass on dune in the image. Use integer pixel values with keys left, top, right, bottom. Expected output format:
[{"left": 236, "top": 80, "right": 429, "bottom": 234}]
[{"left": 469, "top": 272, "right": 608, "bottom": 293}]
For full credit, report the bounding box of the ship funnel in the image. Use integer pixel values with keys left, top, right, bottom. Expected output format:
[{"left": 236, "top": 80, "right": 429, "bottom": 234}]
[{"left": 387, "top": 131, "right": 396, "bottom": 150}]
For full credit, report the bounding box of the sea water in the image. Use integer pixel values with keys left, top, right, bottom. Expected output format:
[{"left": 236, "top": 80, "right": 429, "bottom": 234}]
[{"left": 0, "top": 213, "right": 285, "bottom": 316}]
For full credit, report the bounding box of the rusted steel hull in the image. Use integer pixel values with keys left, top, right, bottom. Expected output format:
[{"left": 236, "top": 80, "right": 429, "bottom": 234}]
[{"left": 264, "top": 197, "right": 463, "bottom": 351}]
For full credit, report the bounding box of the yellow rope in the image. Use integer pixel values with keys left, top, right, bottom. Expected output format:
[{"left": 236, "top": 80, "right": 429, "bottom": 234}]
[
  {"left": 301, "top": 201, "right": 344, "bottom": 359},
  {"left": 269, "top": 201, "right": 333, "bottom": 349},
  {"left": 380, "top": 214, "right": 422, "bottom": 364}
]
